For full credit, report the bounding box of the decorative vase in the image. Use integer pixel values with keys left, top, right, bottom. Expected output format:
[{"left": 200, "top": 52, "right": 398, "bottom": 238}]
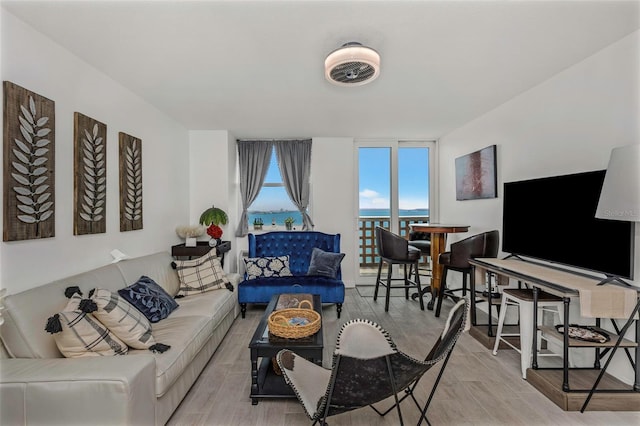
[{"left": 208, "top": 238, "right": 218, "bottom": 248}]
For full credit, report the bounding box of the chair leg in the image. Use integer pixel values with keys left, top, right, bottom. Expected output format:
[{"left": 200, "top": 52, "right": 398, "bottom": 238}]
[
  {"left": 461, "top": 272, "right": 468, "bottom": 297},
  {"left": 417, "top": 347, "right": 456, "bottom": 426},
  {"left": 374, "top": 260, "right": 383, "bottom": 301},
  {"left": 435, "top": 267, "right": 448, "bottom": 318},
  {"left": 492, "top": 292, "right": 509, "bottom": 355},
  {"left": 415, "top": 261, "right": 424, "bottom": 310},
  {"left": 385, "top": 262, "right": 393, "bottom": 312},
  {"left": 404, "top": 264, "right": 410, "bottom": 300}
]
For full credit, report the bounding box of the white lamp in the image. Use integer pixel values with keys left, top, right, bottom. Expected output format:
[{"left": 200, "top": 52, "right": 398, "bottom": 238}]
[
  {"left": 595, "top": 144, "right": 640, "bottom": 222},
  {"left": 594, "top": 144, "right": 639, "bottom": 286}
]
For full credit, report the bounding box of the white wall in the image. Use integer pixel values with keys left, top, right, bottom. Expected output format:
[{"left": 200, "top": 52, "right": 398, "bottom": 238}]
[
  {"left": 188, "top": 130, "right": 238, "bottom": 272},
  {"left": 311, "top": 137, "right": 356, "bottom": 287},
  {"left": 0, "top": 11, "right": 190, "bottom": 293},
  {"left": 438, "top": 31, "right": 639, "bottom": 385}
]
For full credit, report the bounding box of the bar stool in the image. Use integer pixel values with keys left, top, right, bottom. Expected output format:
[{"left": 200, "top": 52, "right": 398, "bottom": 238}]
[
  {"left": 374, "top": 226, "right": 425, "bottom": 312},
  {"left": 408, "top": 230, "right": 431, "bottom": 281},
  {"left": 492, "top": 288, "right": 564, "bottom": 379}
]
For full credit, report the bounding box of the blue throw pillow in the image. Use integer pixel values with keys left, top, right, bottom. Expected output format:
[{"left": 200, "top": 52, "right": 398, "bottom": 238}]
[
  {"left": 118, "top": 276, "right": 178, "bottom": 323},
  {"left": 307, "top": 248, "right": 345, "bottom": 279}
]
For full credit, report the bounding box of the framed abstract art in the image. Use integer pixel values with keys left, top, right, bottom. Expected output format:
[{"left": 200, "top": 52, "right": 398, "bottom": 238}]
[{"left": 455, "top": 145, "right": 497, "bottom": 201}]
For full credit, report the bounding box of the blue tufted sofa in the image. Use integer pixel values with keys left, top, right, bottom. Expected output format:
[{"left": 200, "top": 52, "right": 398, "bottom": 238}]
[{"left": 238, "top": 231, "right": 345, "bottom": 318}]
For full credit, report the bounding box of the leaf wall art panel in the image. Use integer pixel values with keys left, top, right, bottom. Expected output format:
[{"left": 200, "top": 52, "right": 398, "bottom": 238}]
[
  {"left": 73, "top": 113, "right": 106, "bottom": 235},
  {"left": 118, "top": 132, "right": 143, "bottom": 231},
  {"left": 3, "top": 81, "right": 55, "bottom": 241}
]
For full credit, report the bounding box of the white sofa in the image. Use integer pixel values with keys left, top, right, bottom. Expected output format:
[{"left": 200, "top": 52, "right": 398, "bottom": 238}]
[{"left": 0, "top": 251, "right": 241, "bottom": 426}]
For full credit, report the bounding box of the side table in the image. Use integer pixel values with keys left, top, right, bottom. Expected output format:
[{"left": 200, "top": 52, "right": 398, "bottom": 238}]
[{"left": 171, "top": 240, "right": 231, "bottom": 267}]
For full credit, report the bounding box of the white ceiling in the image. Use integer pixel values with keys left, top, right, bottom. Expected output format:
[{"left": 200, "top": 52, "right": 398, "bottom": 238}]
[{"left": 3, "top": 0, "right": 639, "bottom": 139}]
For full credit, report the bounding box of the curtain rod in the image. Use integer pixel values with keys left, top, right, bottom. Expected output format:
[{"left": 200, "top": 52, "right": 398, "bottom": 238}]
[{"left": 236, "top": 138, "right": 311, "bottom": 142}]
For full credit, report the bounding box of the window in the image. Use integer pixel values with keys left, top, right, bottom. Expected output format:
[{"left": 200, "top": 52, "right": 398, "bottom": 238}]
[
  {"left": 249, "top": 147, "right": 303, "bottom": 228},
  {"left": 357, "top": 140, "right": 434, "bottom": 281}
]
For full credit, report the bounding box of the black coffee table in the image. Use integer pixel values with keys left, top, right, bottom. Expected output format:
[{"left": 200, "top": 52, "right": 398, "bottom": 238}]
[{"left": 248, "top": 293, "right": 323, "bottom": 405}]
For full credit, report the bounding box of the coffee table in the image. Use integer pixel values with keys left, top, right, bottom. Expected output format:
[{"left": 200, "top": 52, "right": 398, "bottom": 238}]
[{"left": 248, "top": 293, "right": 323, "bottom": 405}]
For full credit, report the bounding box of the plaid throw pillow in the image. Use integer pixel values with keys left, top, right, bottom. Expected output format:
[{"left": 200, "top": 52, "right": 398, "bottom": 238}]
[
  {"left": 87, "top": 288, "right": 155, "bottom": 349},
  {"left": 45, "top": 294, "right": 128, "bottom": 358},
  {"left": 244, "top": 255, "right": 293, "bottom": 280},
  {"left": 173, "top": 250, "right": 232, "bottom": 296}
]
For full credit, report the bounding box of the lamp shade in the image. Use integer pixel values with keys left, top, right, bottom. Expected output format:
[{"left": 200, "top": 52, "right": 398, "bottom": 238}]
[{"left": 595, "top": 144, "right": 640, "bottom": 222}]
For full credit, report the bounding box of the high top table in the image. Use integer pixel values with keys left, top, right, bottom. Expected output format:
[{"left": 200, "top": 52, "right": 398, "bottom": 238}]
[{"left": 409, "top": 223, "right": 469, "bottom": 310}]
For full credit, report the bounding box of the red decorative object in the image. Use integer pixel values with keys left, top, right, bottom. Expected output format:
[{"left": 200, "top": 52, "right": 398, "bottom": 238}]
[{"left": 207, "top": 224, "right": 223, "bottom": 239}]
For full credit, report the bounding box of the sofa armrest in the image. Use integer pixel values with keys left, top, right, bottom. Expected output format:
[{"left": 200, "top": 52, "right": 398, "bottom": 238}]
[{"left": 0, "top": 355, "right": 156, "bottom": 426}]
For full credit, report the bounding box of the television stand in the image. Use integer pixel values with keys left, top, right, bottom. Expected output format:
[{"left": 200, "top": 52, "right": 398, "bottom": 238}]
[{"left": 469, "top": 257, "right": 640, "bottom": 411}]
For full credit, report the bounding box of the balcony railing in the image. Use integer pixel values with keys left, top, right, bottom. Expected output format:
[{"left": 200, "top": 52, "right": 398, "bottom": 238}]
[{"left": 359, "top": 216, "right": 429, "bottom": 268}]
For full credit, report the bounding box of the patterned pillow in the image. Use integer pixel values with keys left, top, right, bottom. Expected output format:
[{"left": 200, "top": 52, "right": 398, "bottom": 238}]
[
  {"left": 307, "top": 248, "right": 345, "bottom": 279},
  {"left": 45, "top": 294, "right": 128, "bottom": 358},
  {"left": 244, "top": 256, "right": 293, "bottom": 280},
  {"left": 86, "top": 288, "right": 155, "bottom": 349},
  {"left": 172, "top": 250, "right": 233, "bottom": 296},
  {"left": 118, "top": 276, "right": 179, "bottom": 323}
]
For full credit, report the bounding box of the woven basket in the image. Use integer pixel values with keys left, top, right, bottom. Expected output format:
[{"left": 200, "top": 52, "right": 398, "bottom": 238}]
[{"left": 268, "top": 300, "right": 321, "bottom": 339}]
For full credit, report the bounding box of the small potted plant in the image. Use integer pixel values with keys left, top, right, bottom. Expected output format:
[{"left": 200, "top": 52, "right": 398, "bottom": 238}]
[
  {"left": 253, "top": 217, "right": 264, "bottom": 230},
  {"left": 199, "top": 205, "right": 228, "bottom": 247},
  {"left": 284, "top": 216, "right": 295, "bottom": 231}
]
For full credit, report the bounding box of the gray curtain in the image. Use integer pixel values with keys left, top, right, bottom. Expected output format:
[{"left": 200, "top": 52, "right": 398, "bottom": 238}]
[
  {"left": 275, "top": 139, "right": 314, "bottom": 230},
  {"left": 235, "top": 140, "right": 273, "bottom": 237}
]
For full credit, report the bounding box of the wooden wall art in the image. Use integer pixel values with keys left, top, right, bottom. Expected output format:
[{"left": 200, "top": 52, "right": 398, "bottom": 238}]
[
  {"left": 3, "top": 81, "right": 55, "bottom": 241},
  {"left": 73, "top": 113, "right": 106, "bottom": 235},
  {"left": 118, "top": 132, "right": 143, "bottom": 231}
]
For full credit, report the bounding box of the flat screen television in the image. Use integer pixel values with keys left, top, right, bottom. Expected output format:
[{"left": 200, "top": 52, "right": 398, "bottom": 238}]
[{"left": 502, "top": 170, "right": 635, "bottom": 279}]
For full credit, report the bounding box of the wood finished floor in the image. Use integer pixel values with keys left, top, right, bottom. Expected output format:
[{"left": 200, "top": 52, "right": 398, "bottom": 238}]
[{"left": 166, "top": 288, "right": 640, "bottom": 426}]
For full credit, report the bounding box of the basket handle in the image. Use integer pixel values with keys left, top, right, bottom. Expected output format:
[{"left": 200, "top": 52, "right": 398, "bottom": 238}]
[
  {"left": 271, "top": 314, "right": 288, "bottom": 325},
  {"left": 298, "top": 300, "right": 313, "bottom": 310}
]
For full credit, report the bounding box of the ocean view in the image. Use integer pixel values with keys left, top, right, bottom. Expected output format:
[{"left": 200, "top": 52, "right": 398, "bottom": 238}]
[{"left": 247, "top": 208, "right": 429, "bottom": 226}]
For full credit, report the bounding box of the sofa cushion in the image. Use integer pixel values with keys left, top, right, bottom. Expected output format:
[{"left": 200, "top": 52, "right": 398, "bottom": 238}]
[
  {"left": 238, "top": 275, "right": 345, "bottom": 304},
  {"left": 244, "top": 256, "right": 293, "bottom": 280},
  {"left": 128, "top": 315, "right": 211, "bottom": 397},
  {"left": 173, "top": 250, "right": 231, "bottom": 296},
  {"left": 307, "top": 248, "right": 345, "bottom": 279},
  {"left": 118, "top": 276, "right": 179, "bottom": 323},
  {"left": 87, "top": 288, "right": 155, "bottom": 349},
  {"left": 115, "top": 252, "right": 181, "bottom": 297},
  {"left": 45, "top": 294, "right": 128, "bottom": 358}
]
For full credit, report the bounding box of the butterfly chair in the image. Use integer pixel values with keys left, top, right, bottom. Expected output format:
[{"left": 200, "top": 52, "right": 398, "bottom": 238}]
[{"left": 276, "top": 298, "right": 469, "bottom": 426}]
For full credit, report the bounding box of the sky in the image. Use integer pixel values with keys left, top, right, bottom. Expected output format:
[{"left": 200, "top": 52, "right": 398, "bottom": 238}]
[
  {"left": 250, "top": 146, "right": 430, "bottom": 212},
  {"left": 359, "top": 146, "right": 429, "bottom": 210}
]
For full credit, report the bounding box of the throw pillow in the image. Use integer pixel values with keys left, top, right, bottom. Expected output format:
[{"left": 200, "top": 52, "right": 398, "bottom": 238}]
[
  {"left": 84, "top": 288, "right": 156, "bottom": 349},
  {"left": 118, "top": 275, "right": 179, "bottom": 323},
  {"left": 45, "top": 294, "right": 128, "bottom": 358},
  {"left": 307, "top": 248, "right": 345, "bottom": 279},
  {"left": 171, "top": 250, "right": 233, "bottom": 296},
  {"left": 244, "top": 256, "right": 293, "bottom": 280}
]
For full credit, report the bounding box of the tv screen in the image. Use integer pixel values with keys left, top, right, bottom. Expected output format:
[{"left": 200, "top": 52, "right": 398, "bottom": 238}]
[{"left": 502, "top": 170, "right": 635, "bottom": 279}]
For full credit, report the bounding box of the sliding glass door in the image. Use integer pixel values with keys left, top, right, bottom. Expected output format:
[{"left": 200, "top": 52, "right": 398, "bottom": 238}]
[{"left": 356, "top": 140, "right": 434, "bottom": 283}]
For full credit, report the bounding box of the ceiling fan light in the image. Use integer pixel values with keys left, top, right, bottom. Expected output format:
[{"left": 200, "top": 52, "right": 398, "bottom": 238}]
[{"left": 325, "top": 42, "right": 380, "bottom": 86}]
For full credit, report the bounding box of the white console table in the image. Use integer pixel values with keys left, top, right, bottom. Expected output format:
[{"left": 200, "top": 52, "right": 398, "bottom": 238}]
[{"left": 469, "top": 257, "right": 640, "bottom": 410}]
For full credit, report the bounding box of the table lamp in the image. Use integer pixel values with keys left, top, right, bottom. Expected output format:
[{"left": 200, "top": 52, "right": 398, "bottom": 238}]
[{"left": 594, "top": 144, "right": 640, "bottom": 286}]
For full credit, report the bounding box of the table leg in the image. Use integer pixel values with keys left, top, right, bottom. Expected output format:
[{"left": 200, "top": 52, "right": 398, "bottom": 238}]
[
  {"left": 532, "top": 287, "right": 538, "bottom": 369},
  {"left": 428, "top": 232, "right": 447, "bottom": 310},
  {"left": 250, "top": 349, "right": 259, "bottom": 405},
  {"left": 563, "top": 297, "right": 570, "bottom": 392}
]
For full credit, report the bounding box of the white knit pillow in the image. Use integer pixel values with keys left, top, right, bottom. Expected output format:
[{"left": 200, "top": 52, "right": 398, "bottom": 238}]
[{"left": 45, "top": 294, "right": 128, "bottom": 358}]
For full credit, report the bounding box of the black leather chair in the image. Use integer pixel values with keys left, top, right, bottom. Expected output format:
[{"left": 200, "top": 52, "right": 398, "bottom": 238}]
[
  {"left": 408, "top": 230, "right": 431, "bottom": 279},
  {"left": 435, "top": 230, "right": 499, "bottom": 317},
  {"left": 374, "top": 226, "right": 425, "bottom": 312}
]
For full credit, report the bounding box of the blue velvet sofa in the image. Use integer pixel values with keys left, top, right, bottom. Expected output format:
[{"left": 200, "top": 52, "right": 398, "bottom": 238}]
[{"left": 238, "top": 231, "right": 345, "bottom": 318}]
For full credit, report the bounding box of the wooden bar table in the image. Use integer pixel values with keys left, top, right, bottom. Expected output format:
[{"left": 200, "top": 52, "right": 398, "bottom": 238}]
[{"left": 409, "top": 223, "right": 469, "bottom": 310}]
